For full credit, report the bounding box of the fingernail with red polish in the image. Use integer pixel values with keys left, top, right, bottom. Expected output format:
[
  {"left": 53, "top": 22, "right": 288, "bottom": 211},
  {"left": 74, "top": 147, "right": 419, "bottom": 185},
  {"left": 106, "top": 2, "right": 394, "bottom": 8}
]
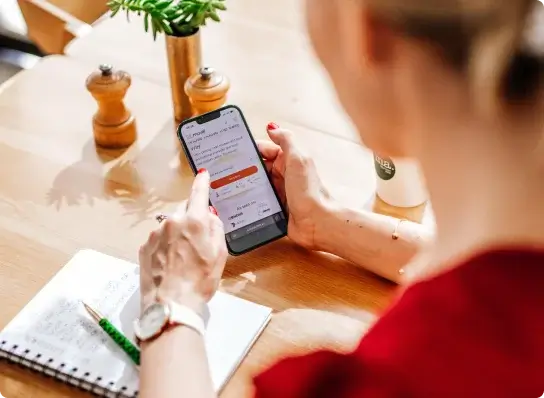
[
  {"left": 198, "top": 168, "right": 207, "bottom": 174},
  {"left": 209, "top": 206, "right": 218, "bottom": 216},
  {"left": 267, "top": 122, "right": 279, "bottom": 131}
]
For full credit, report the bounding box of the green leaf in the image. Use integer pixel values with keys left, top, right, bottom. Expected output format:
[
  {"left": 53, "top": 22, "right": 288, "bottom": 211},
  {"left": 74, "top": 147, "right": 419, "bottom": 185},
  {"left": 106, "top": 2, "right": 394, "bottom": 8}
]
[
  {"left": 185, "top": 3, "right": 200, "bottom": 14},
  {"left": 174, "top": 14, "right": 188, "bottom": 25},
  {"left": 174, "top": 11, "right": 188, "bottom": 20},
  {"left": 164, "top": 6, "right": 177, "bottom": 17},
  {"left": 149, "top": 8, "right": 161, "bottom": 18},
  {"left": 213, "top": 2, "right": 226, "bottom": 11},
  {"left": 208, "top": 10, "right": 220, "bottom": 22},
  {"left": 192, "top": 4, "right": 207, "bottom": 25},
  {"left": 160, "top": 19, "right": 173, "bottom": 35},
  {"left": 193, "top": 15, "right": 204, "bottom": 26},
  {"left": 155, "top": 0, "right": 172, "bottom": 10},
  {"left": 151, "top": 18, "right": 159, "bottom": 40},
  {"left": 110, "top": 7, "right": 121, "bottom": 18},
  {"left": 144, "top": 13, "right": 149, "bottom": 31}
]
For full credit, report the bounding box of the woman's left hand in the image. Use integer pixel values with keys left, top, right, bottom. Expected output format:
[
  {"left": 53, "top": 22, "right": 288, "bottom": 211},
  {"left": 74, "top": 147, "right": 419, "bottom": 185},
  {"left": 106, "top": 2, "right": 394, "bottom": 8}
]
[{"left": 138, "top": 169, "right": 228, "bottom": 315}]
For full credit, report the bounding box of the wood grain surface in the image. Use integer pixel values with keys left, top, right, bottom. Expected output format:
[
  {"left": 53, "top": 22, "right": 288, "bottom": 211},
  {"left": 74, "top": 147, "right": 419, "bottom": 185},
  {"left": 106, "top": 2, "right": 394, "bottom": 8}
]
[{"left": 0, "top": 2, "right": 402, "bottom": 396}]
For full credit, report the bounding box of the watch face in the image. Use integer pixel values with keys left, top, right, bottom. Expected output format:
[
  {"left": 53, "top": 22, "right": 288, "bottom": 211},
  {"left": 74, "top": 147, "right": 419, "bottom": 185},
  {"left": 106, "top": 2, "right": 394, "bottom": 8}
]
[{"left": 136, "top": 303, "right": 169, "bottom": 340}]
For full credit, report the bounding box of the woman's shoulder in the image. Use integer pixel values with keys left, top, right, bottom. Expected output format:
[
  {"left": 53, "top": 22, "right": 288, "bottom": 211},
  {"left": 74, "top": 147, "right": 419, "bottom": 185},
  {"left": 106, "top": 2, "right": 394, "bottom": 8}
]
[
  {"left": 372, "top": 246, "right": 544, "bottom": 331},
  {"left": 445, "top": 246, "right": 544, "bottom": 275},
  {"left": 381, "top": 247, "right": 544, "bottom": 334},
  {"left": 412, "top": 246, "right": 544, "bottom": 303}
]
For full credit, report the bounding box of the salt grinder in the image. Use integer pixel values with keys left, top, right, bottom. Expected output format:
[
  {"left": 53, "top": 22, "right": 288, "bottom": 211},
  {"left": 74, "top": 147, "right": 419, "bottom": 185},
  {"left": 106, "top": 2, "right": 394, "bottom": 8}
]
[
  {"left": 185, "top": 66, "right": 230, "bottom": 116},
  {"left": 86, "top": 64, "right": 137, "bottom": 149}
]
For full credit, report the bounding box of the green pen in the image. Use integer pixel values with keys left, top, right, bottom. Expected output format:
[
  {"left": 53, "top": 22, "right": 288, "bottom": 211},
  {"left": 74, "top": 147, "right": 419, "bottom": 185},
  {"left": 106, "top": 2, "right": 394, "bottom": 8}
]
[{"left": 82, "top": 302, "right": 141, "bottom": 366}]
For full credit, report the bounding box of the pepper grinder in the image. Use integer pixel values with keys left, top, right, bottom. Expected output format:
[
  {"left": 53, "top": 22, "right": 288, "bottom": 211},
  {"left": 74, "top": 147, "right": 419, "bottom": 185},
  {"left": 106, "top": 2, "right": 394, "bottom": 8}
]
[
  {"left": 86, "top": 64, "right": 137, "bottom": 149},
  {"left": 185, "top": 66, "right": 230, "bottom": 116}
]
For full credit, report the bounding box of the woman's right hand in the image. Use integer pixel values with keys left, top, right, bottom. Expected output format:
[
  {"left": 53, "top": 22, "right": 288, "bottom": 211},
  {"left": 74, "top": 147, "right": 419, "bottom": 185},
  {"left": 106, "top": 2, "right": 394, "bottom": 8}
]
[
  {"left": 257, "top": 123, "right": 333, "bottom": 250},
  {"left": 139, "top": 170, "right": 228, "bottom": 315}
]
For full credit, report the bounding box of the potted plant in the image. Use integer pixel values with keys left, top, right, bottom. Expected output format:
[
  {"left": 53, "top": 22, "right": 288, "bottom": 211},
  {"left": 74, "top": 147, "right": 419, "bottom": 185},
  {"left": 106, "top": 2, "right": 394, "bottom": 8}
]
[{"left": 107, "top": 0, "right": 227, "bottom": 121}]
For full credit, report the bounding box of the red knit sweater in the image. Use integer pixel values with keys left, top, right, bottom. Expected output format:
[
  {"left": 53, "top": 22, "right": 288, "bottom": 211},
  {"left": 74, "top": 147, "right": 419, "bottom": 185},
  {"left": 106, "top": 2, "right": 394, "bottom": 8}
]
[{"left": 254, "top": 249, "right": 544, "bottom": 398}]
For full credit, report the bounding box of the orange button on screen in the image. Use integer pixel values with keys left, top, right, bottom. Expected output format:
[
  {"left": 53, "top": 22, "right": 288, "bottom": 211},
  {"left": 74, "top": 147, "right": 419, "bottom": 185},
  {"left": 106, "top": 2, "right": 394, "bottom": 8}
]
[{"left": 210, "top": 166, "right": 258, "bottom": 189}]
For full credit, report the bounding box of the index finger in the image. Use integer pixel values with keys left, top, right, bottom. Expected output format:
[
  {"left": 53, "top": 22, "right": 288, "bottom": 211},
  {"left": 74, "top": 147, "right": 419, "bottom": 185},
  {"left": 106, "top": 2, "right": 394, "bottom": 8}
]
[{"left": 187, "top": 169, "right": 211, "bottom": 215}]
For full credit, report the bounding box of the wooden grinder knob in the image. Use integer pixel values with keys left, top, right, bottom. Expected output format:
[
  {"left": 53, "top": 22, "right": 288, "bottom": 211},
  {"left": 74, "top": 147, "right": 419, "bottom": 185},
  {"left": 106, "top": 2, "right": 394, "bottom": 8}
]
[
  {"left": 185, "top": 66, "right": 230, "bottom": 116},
  {"left": 86, "top": 64, "right": 137, "bottom": 149}
]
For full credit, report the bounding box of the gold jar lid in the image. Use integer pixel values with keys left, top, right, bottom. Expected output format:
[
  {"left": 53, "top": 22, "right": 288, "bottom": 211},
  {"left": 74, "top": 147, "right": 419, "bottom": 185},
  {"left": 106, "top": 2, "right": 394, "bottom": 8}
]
[{"left": 185, "top": 66, "right": 230, "bottom": 102}]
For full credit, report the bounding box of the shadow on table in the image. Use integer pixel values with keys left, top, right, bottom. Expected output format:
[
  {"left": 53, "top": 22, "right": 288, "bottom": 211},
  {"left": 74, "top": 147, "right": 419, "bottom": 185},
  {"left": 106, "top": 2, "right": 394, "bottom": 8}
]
[
  {"left": 46, "top": 119, "right": 192, "bottom": 227},
  {"left": 45, "top": 139, "right": 120, "bottom": 209},
  {"left": 103, "top": 159, "right": 165, "bottom": 227},
  {"left": 221, "top": 238, "right": 396, "bottom": 319}
]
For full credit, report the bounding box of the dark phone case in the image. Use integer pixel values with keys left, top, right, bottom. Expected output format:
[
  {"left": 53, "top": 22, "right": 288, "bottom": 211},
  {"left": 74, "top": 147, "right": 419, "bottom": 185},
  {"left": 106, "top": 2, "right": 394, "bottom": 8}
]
[{"left": 176, "top": 104, "right": 288, "bottom": 256}]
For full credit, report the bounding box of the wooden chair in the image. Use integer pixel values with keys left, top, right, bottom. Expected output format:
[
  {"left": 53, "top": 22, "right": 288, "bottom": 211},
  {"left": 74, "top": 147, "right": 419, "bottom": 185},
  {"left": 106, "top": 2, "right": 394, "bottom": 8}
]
[{"left": 17, "top": 0, "right": 108, "bottom": 55}]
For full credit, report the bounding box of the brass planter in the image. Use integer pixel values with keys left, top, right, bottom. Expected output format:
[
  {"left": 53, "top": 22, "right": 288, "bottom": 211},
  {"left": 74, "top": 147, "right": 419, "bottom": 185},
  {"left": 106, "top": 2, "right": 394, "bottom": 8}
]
[{"left": 165, "top": 31, "right": 202, "bottom": 122}]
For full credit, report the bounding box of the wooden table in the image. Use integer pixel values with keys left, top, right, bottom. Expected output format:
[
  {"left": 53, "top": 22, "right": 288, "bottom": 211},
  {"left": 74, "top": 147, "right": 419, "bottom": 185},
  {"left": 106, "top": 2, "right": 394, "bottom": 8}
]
[
  {"left": 0, "top": 3, "right": 397, "bottom": 397},
  {"left": 65, "top": 1, "right": 432, "bottom": 223}
]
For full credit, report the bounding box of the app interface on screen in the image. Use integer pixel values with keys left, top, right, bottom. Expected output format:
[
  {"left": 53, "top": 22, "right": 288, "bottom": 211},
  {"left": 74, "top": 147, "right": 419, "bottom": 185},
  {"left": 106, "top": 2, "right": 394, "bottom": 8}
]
[{"left": 181, "top": 108, "right": 284, "bottom": 242}]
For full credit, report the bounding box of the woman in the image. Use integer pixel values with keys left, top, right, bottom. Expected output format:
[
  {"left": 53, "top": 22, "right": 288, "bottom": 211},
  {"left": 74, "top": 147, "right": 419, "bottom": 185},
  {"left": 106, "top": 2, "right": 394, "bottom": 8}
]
[{"left": 138, "top": 0, "right": 544, "bottom": 396}]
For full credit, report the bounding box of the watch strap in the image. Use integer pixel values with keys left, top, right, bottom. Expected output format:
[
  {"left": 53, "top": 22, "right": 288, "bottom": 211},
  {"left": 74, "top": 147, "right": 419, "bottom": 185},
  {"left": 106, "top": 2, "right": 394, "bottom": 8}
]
[{"left": 168, "top": 302, "right": 206, "bottom": 337}]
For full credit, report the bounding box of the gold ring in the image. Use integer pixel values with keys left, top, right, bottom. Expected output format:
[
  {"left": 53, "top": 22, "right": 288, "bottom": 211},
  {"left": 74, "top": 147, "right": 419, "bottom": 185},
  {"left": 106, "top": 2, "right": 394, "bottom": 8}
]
[{"left": 392, "top": 218, "right": 408, "bottom": 240}]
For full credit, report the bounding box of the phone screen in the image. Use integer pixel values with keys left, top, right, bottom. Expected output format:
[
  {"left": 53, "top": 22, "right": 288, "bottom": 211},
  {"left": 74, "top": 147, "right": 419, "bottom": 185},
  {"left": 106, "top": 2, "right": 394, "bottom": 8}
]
[{"left": 178, "top": 105, "right": 288, "bottom": 254}]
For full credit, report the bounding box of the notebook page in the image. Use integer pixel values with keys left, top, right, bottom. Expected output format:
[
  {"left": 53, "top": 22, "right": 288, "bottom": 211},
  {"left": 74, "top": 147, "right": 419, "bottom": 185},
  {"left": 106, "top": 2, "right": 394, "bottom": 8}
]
[
  {"left": 0, "top": 249, "right": 141, "bottom": 394},
  {"left": 1, "top": 249, "right": 272, "bottom": 394},
  {"left": 206, "top": 291, "right": 271, "bottom": 390}
]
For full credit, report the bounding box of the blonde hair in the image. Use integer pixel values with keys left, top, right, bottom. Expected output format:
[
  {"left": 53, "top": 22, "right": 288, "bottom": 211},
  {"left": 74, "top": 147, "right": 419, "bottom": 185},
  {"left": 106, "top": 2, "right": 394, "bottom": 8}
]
[{"left": 370, "top": 0, "right": 542, "bottom": 114}]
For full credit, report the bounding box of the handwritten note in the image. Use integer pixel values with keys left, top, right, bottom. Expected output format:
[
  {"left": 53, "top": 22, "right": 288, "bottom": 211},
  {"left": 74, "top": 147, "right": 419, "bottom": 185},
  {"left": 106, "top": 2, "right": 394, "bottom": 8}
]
[{"left": 1, "top": 250, "right": 140, "bottom": 376}]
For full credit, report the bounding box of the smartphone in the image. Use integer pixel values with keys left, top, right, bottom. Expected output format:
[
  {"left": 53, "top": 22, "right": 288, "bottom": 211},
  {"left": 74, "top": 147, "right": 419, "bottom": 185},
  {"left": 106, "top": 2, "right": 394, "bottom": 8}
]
[{"left": 177, "top": 105, "right": 288, "bottom": 255}]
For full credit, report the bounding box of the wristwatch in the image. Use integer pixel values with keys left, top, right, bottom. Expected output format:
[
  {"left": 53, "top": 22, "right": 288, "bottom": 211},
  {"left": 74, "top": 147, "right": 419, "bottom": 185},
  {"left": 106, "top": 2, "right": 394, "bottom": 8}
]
[{"left": 133, "top": 300, "right": 206, "bottom": 345}]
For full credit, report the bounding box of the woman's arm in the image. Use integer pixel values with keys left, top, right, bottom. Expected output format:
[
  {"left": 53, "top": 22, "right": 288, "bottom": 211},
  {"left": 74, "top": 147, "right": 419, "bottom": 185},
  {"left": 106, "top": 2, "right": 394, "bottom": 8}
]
[
  {"left": 139, "top": 326, "right": 214, "bottom": 398},
  {"left": 137, "top": 170, "right": 226, "bottom": 398},
  {"left": 258, "top": 125, "right": 433, "bottom": 284},
  {"left": 314, "top": 204, "right": 433, "bottom": 283}
]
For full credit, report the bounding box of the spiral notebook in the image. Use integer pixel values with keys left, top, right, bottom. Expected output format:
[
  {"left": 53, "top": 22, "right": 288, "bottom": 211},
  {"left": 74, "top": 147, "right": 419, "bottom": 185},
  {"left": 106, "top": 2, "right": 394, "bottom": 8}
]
[{"left": 0, "top": 249, "right": 272, "bottom": 397}]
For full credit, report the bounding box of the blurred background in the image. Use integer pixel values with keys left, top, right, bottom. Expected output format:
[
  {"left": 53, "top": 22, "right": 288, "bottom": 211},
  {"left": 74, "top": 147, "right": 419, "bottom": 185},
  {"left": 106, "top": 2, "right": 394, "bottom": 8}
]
[
  {"left": 0, "top": 0, "right": 36, "bottom": 83},
  {"left": 0, "top": 0, "right": 108, "bottom": 84}
]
